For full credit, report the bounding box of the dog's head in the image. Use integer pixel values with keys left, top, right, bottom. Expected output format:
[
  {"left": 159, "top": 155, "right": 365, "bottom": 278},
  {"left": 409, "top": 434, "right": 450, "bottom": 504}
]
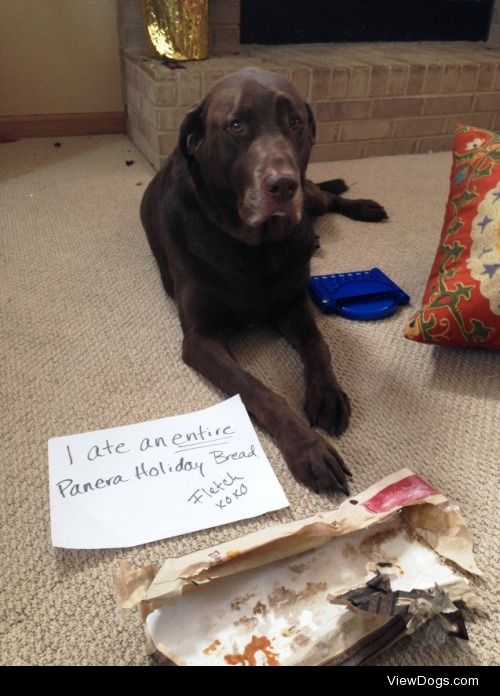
[{"left": 178, "top": 68, "right": 316, "bottom": 244}]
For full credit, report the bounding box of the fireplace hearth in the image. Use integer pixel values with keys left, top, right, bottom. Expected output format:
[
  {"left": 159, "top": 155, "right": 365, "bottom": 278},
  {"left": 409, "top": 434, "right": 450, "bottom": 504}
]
[{"left": 118, "top": 0, "right": 500, "bottom": 169}]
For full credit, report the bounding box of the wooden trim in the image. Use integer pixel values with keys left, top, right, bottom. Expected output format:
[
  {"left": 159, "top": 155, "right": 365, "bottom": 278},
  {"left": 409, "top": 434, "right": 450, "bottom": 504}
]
[{"left": 0, "top": 111, "right": 126, "bottom": 139}]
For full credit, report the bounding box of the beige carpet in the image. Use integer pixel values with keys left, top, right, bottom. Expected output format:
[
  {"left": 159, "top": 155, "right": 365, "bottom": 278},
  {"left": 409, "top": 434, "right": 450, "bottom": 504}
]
[{"left": 1, "top": 135, "right": 499, "bottom": 666}]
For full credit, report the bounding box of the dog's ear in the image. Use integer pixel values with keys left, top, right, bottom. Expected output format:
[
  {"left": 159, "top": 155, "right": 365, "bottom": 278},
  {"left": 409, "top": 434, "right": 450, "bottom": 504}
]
[
  {"left": 178, "top": 102, "right": 205, "bottom": 160},
  {"left": 305, "top": 103, "right": 316, "bottom": 143}
]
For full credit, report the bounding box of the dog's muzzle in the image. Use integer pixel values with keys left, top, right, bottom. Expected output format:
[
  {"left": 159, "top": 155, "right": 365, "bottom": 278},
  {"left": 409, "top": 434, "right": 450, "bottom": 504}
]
[{"left": 240, "top": 167, "right": 303, "bottom": 228}]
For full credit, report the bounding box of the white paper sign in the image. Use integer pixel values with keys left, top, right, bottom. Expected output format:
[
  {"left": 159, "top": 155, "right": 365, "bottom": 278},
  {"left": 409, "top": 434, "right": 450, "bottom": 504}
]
[{"left": 48, "top": 395, "right": 289, "bottom": 549}]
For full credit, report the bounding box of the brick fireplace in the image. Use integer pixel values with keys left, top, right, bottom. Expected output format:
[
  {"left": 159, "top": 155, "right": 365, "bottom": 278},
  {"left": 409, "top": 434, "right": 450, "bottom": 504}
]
[{"left": 118, "top": 0, "right": 500, "bottom": 170}]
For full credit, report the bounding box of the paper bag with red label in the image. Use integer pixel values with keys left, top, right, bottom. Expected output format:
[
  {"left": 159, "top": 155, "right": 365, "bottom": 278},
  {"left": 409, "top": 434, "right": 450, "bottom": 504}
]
[{"left": 115, "top": 469, "right": 482, "bottom": 666}]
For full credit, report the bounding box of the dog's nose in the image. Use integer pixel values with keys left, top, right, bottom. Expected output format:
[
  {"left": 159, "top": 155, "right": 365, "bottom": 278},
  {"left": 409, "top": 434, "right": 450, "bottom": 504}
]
[{"left": 265, "top": 173, "right": 299, "bottom": 203}]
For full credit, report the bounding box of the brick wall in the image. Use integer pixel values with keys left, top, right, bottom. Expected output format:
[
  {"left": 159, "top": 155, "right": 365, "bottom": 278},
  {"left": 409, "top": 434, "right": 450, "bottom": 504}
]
[
  {"left": 308, "top": 57, "right": 500, "bottom": 162},
  {"left": 123, "top": 41, "right": 500, "bottom": 169}
]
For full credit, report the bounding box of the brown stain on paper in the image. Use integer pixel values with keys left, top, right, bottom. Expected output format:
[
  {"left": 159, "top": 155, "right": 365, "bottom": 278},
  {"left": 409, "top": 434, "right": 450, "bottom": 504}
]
[
  {"left": 269, "top": 582, "right": 327, "bottom": 608},
  {"left": 224, "top": 635, "right": 280, "bottom": 666},
  {"left": 202, "top": 639, "right": 221, "bottom": 655},
  {"left": 253, "top": 600, "right": 268, "bottom": 616},
  {"left": 302, "top": 582, "right": 327, "bottom": 598},
  {"left": 225, "top": 550, "right": 241, "bottom": 560},
  {"left": 292, "top": 633, "right": 311, "bottom": 649},
  {"left": 269, "top": 585, "right": 296, "bottom": 607},
  {"left": 366, "top": 560, "right": 404, "bottom": 576},
  {"left": 231, "top": 592, "right": 255, "bottom": 611},
  {"left": 342, "top": 543, "right": 358, "bottom": 560},
  {"left": 234, "top": 615, "right": 259, "bottom": 630},
  {"left": 359, "top": 526, "right": 401, "bottom": 554}
]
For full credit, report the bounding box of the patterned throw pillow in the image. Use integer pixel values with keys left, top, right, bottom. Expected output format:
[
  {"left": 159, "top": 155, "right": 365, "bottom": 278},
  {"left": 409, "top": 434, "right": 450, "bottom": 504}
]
[{"left": 404, "top": 124, "right": 500, "bottom": 350}]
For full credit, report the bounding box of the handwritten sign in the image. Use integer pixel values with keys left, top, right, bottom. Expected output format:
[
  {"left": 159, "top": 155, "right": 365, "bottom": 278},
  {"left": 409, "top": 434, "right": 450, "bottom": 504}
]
[{"left": 48, "top": 396, "right": 289, "bottom": 549}]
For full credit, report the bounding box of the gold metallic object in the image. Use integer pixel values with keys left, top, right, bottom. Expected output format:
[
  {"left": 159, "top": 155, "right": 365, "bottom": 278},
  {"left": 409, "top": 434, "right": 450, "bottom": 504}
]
[{"left": 140, "top": 0, "right": 208, "bottom": 61}]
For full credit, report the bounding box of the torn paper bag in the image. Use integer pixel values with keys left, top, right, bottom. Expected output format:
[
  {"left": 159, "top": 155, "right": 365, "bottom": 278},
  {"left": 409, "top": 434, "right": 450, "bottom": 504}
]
[{"left": 115, "top": 469, "right": 482, "bottom": 666}]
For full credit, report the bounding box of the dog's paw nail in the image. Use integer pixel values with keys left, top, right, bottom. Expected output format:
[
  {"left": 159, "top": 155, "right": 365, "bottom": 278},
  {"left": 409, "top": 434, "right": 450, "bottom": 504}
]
[{"left": 309, "top": 474, "right": 319, "bottom": 494}]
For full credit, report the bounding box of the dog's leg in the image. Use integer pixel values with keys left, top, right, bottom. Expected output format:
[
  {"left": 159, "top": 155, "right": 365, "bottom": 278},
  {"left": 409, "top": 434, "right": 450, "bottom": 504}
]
[
  {"left": 304, "top": 179, "right": 388, "bottom": 222},
  {"left": 182, "top": 330, "right": 351, "bottom": 494},
  {"left": 276, "top": 299, "right": 351, "bottom": 437},
  {"left": 145, "top": 232, "right": 175, "bottom": 297},
  {"left": 140, "top": 177, "right": 175, "bottom": 297},
  {"left": 317, "top": 179, "right": 349, "bottom": 195},
  {"left": 325, "top": 193, "right": 388, "bottom": 222}
]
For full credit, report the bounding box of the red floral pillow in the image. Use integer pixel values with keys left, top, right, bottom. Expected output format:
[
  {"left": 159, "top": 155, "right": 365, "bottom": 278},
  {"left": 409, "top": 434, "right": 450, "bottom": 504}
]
[{"left": 404, "top": 124, "right": 500, "bottom": 350}]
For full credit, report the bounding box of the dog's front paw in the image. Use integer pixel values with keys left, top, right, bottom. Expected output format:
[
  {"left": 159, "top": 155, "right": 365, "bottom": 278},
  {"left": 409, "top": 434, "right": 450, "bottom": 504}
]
[
  {"left": 282, "top": 432, "right": 351, "bottom": 494},
  {"left": 350, "top": 199, "right": 388, "bottom": 222},
  {"left": 305, "top": 379, "right": 351, "bottom": 436}
]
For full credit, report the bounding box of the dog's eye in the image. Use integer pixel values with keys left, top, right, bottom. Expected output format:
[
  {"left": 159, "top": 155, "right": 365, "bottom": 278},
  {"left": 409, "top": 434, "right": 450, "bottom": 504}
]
[
  {"left": 229, "top": 119, "right": 244, "bottom": 133},
  {"left": 289, "top": 113, "right": 303, "bottom": 130}
]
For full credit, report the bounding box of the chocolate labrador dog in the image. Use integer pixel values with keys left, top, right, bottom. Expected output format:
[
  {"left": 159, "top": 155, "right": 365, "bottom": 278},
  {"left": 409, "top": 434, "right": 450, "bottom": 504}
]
[{"left": 140, "top": 67, "right": 387, "bottom": 494}]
